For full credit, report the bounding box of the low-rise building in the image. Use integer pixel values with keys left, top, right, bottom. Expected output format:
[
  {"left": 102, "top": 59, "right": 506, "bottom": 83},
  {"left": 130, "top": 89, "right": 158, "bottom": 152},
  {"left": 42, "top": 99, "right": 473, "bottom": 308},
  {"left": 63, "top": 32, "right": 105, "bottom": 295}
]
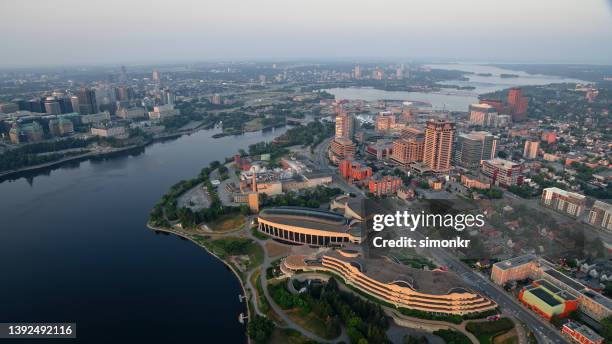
[
  {"left": 492, "top": 255, "right": 612, "bottom": 322},
  {"left": 369, "top": 176, "right": 401, "bottom": 196},
  {"left": 339, "top": 160, "right": 372, "bottom": 182},
  {"left": 562, "top": 322, "right": 604, "bottom": 344},
  {"left": 588, "top": 200, "right": 612, "bottom": 232},
  {"left": 481, "top": 159, "right": 524, "bottom": 187},
  {"left": 461, "top": 175, "right": 490, "bottom": 190},
  {"left": 541, "top": 187, "right": 586, "bottom": 218},
  {"left": 90, "top": 124, "right": 127, "bottom": 138},
  {"left": 116, "top": 106, "right": 146, "bottom": 120},
  {"left": 329, "top": 137, "right": 357, "bottom": 164},
  {"left": 519, "top": 280, "right": 578, "bottom": 320},
  {"left": 148, "top": 105, "right": 180, "bottom": 120},
  {"left": 80, "top": 111, "right": 111, "bottom": 125}
]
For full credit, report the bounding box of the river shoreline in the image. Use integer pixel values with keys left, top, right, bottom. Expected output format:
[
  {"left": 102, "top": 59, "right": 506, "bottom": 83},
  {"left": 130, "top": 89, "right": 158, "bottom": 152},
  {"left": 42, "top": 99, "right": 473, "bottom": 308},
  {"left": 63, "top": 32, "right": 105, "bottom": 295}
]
[
  {"left": 0, "top": 124, "right": 208, "bottom": 182},
  {"left": 146, "top": 222, "right": 251, "bottom": 343}
]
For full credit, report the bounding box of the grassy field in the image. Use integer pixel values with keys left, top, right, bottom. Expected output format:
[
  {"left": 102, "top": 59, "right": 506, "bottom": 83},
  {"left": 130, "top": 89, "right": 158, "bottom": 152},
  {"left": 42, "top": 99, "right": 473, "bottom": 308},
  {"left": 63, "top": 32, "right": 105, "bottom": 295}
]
[
  {"left": 269, "top": 328, "right": 318, "bottom": 344},
  {"left": 200, "top": 236, "right": 263, "bottom": 268},
  {"left": 285, "top": 309, "right": 340, "bottom": 340},
  {"left": 208, "top": 214, "right": 246, "bottom": 232},
  {"left": 466, "top": 318, "right": 515, "bottom": 344},
  {"left": 244, "top": 118, "right": 264, "bottom": 132}
]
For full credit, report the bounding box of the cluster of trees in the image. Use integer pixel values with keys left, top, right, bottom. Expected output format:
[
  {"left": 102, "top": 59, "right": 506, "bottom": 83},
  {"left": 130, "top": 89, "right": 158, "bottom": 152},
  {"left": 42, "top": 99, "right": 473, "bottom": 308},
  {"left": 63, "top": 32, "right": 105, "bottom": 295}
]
[
  {"left": 271, "top": 278, "right": 389, "bottom": 344},
  {"left": 507, "top": 184, "right": 538, "bottom": 198},
  {"left": 273, "top": 121, "right": 334, "bottom": 149},
  {"left": 473, "top": 187, "right": 503, "bottom": 199},
  {"left": 403, "top": 335, "right": 429, "bottom": 344},
  {"left": 0, "top": 137, "right": 94, "bottom": 172},
  {"left": 260, "top": 186, "right": 342, "bottom": 209},
  {"left": 465, "top": 317, "right": 514, "bottom": 339},
  {"left": 601, "top": 316, "right": 612, "bottom": 341},
  {"left": 432, "top": 329, "right": 471, "bottom": 344},
  {"left": 247, "top": 315, "right": 274, "bottom": 344}
]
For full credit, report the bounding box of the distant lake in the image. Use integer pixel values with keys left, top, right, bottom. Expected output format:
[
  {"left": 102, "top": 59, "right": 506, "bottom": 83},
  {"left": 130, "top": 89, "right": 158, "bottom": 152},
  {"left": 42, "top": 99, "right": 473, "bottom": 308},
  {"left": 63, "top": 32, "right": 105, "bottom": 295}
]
[
  {"left": 427, "top": 63, "right": 587, "bottom": 94},
  {"left": 325, "top": 63, "right": 587, "bottom": 112}
]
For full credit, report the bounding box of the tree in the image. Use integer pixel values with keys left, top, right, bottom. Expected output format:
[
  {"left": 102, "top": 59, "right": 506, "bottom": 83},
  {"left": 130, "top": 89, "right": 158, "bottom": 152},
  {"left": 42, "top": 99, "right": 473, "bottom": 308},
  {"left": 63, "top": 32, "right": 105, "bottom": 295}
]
[
  {"left": 601, "top": 316, "right": 612, "bottom": 341},
  {"left": 247, "top": 315, "right": 275, "bottom": 344}
]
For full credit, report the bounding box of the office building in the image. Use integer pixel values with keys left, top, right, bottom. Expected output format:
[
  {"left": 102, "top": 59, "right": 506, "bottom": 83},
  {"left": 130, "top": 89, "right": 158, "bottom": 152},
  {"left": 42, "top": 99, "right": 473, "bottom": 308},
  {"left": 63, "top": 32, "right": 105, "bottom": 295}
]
[
  {"left": 376, "top": 111, "right": 395, "bottom": 131},
  {"left": 523, "top": 139, "right": 540, "bottom": 160},
  {"left": 369, "top": 176, "right": 402, "bottom": 196},
  {"left": 77, "top": 88, "right": 98, "bottom": 115},
  {"left": 48, "top": 117, "right": 74, "bottom": 136},
  {"left": 468, "top": 103, "right": 498, "bottom": 127},
  {"left": 455, "top": 131, "right": 497, "bottom": 169},
  {"left": 329, "top": 137, "right": 356, "bottom": 163},
  {"left": 391, "top": 137, "right": 424, "bottom": 166},
  {"left": 481, "top": 159, "right": 524, "bottom": 187},
  {"left": 44, "top": 96, "right": 61, "bottom": 115},
  {"left": 508, "top": 88, "right": 528, "bottom": 121},
  {"left": 116, "top": 106, "right": 146, "bottom": 120},
  {"left": 162, "top": 88, "right": 175, "bottom": 106},
  {"left": 0, "top": 102, "right": 19, "bottom": 114},
  {"left": 335, "top": 111, "right": 354, "bottom": 139},
  {"left": 423, "top": 119, "right": 455, "bottom": 173},
  {"left": 339, "top": 160, "right": 372, "bottom": 182},
  {"left": 148, "top": 105, "right": 180, "bottom": 120},
  {"left": 27, "top": 98, "right": 44, "bottom": 113}
]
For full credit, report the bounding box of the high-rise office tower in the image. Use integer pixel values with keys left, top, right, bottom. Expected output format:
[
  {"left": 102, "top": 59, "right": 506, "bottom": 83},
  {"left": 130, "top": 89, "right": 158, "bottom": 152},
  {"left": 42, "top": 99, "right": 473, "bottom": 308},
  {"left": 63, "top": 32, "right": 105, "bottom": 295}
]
[
  {"left": 27, "top": 98, "right": 44, "bottom": 113},
  {"left": 455, "top": 131, "right": 497, "bottom": 169},
  {"left": 335, "top": 112, "right": 354, "bottom": 139},
  {"left": 152, "top": 69, "right": 160, "bottom": 83},
  {"left": 523, "top": 139, "right": 540, "bottom": 160},
  {"left": 70, "top": 96, "right": 80, "bottom": 114},
  {"left": 354, "top": 64, "right": 361, "bottom": 79},
  {"left": 44, "top": 96, "right": 61, "bottom": 115},
  {"left": 423, "top": 119, "right": 455, "bottom": 173},
  {"left": 162, "top": 88, "right": 175, "bottom": 106},
  {"left": 507, "top": 88, "right": 528, "bottom": 121},
  {"left": 77, "top": 88, "right": 97, "bottom": 115}
]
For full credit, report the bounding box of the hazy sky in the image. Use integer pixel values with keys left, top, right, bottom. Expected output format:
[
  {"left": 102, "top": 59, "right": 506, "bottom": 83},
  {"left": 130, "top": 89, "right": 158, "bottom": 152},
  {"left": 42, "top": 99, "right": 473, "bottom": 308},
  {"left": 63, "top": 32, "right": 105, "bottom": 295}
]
[{"left": 1, "top": 0, "right": 611, "bottom": 67}]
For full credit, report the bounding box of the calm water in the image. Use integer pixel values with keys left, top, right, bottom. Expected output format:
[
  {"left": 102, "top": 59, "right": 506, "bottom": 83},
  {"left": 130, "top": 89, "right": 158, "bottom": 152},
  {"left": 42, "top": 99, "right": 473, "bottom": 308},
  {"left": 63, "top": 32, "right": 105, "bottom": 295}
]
[
  {"left": 427, "top": 63, "right": 587, "bottom": 94},
  {"left": 326, "top": 64, "right": 586, "bottom": 112},
  {"left": 0, "top": 126, "right": 288, "bottom": 343}
]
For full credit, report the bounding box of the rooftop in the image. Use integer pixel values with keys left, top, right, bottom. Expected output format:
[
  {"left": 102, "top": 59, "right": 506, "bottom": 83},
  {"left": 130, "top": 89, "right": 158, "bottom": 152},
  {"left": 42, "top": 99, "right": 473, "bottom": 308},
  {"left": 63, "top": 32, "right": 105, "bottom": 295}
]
[
  {"left": 528, "top": 287, "right": 561, "bottom": 307},
  {"left": 327, "top": 250, "right": 471, "bottom": 295},
  {"left": 564, "top": 322, "right": 604, "bottom": 342},
  {"left": 258, "top": 206, "right": 353, "bottom": 234},
  {"left": 493, "top": 254, "right": 536, "bottom": 270},
  {"left": 543, "top": 187, "right": 586, "bottom": 200}
]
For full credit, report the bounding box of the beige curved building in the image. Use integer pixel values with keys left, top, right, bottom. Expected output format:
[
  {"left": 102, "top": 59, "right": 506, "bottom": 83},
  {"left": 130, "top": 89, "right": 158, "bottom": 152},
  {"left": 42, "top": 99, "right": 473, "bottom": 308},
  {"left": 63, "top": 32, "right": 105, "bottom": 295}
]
[
  {"left": 257, "top": 207, "right": 362, "bottom": 246},
  {"left": 282, "top": 249, "right": 497, "bottom": 315}
]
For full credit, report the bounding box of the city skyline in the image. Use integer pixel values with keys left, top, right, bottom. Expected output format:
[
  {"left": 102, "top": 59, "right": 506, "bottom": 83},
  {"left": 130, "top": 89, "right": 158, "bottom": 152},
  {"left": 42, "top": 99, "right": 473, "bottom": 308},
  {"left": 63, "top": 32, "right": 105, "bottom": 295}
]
[{"left": 1, "top": 0, "right": 611, "bottom": 67}]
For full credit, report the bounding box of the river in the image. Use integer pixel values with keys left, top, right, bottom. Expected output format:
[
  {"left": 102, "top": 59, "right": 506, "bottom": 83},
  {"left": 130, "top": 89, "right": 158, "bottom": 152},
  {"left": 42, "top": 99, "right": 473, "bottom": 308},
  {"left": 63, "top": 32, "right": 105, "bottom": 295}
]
[
  {"left": 0, "top": 126, "right": 288, "bottom": 343},
  {"left": 325, "top": 63, "right": 586, "bottom": 111}
]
